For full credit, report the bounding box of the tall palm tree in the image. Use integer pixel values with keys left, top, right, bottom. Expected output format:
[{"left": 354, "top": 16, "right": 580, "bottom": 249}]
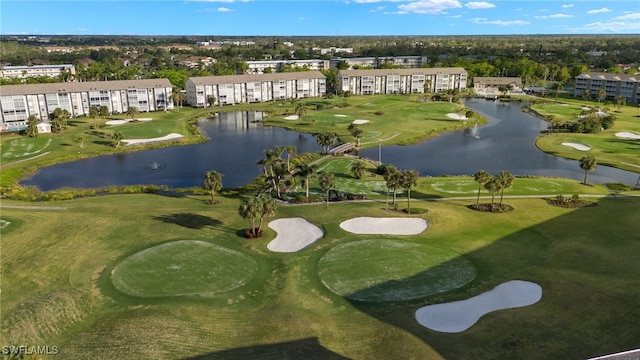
[
  {"left": 238, "top": 196, "right": 260, "bottom": 236},
  {"left": 579, "top": 156, "right": 597, "bottom": 185},
  {"left": 350, "top": 161, "right": 366, "bottom": 179},
  {"left": 295, "top": 163, "right": 318, "bottom": 198},
  {"left": 89, "top": 106, "right": 99, "bottom": 128},
  {"left": 473, "top": 170, "right": 491, "bottom": 208},
  {"left": 484, "top": 176, "right": 500, "bottom": 209},
  {"left": 347, "top": 124, "right": 363, "bottom": 147},
  {"left": 597, "top": 89, "right": 606, "bottom": 103},
  {"left": 316, "top": 132, "right": 337, "bottom": 154},
  {"left": 285, "top": 145, "right": 297, "bottom": 172},
  {"left": 256, "top": 195, "right": 277, "bottom": 236},
  {"left": 497, "top": 171, "right": 515, "bottom": 206},
  {"left": 26, "top": 115, "right": 39, "bottom": 138},
  {"left": 399, "top": 170, "right": 419, "bottom": 213},
  {"left": 203, "top": 170, "right": 224, "bottom": 204},
  {"left": 319, "top": 173, "right": 336, "bottom": 209},
  {"left": 382, "top": 166, "right": 401, "bottom": 208}
]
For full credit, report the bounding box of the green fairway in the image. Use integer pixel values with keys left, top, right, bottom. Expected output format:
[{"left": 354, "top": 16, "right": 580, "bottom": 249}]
[
  {"left": 111, "top": 240, "right": 259, "bottom": 297},
  {"left": 318, "top": 239, "right": 476, "bottom": 302},
  {"left": 531, "top": 98, "right": 640, "bottom": 174}
]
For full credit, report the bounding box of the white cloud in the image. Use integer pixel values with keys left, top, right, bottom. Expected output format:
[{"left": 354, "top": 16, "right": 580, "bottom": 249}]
[
  {"left": 397, "top": 0, "right": 462, "bottom": 14},
  {"left": 614, "top": 12, "right": 640, "bottom": 20},
  {"left": 465, "top": 2, "right": 495, "bottom": 10},
  {"left": 370, "top": 6, "right": 386, "bottom": 12},
  {"left": 587, "top": 8, "right": 611, "bottom": 14},
  {"left": 562, "top": 4, "right": 573, "bottom": 8},
  {"left": 535, "top": 13, "right": 573, "bottom": 19},
  {"left": 471, "top": 17, "right": 530, "bottom": 26},
  {"left": 583, "top": 20, "right": 640, "bottom": 32},
  {"left": 218, "top": 7, "right": 232, "bottom": 12}
]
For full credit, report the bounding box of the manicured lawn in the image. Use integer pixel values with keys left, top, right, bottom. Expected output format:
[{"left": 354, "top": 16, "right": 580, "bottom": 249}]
[
  {"left": 2, "top": 194, "right": 639, "bottom": 359},
  {"left": 111, "top": 240, "right": 259, "bottom": 297},
  {"left": 532, "top": 98, "right": 640, "bottom": 174}
]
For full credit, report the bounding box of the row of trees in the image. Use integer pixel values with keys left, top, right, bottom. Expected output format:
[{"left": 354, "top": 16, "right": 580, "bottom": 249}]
[{"left": 473, "top": 170, "right": 516, "bottom": 210}]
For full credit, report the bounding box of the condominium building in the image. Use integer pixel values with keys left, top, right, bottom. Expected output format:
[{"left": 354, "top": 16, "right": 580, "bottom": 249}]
[
  {"left": 0, "top": 79, "right": 174, "bottom": 132},
  {"left": 185, "top": 72, "right": 327, "bottom": 107},
  {"left": 329, "top": 56, "right": 429, "bottom": 70},
  {"left": 246, "top": 60, "right": 330, "bottom": 74},
  {"left": 338, "top": 68, "right": 467, "bottom": 95},
  {"left": 574, "top": 72, "right": 640, "bottom": 104},
  {"left": 1, "top": 64, "right": 76, "bottom": 80},
  {"left": 472, "top": 77, "right": 524, "bottom": 96}
]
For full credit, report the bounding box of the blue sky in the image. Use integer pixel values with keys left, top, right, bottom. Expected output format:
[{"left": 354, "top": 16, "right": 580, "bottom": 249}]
[{"left": 1, "top": 0, "right": 639, "bottom": 36}]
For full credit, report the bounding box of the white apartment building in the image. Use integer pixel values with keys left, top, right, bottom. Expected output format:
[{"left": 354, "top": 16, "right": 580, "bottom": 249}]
[
  {"left": 314, "top": 47, "right": 354, "bottom": 55},
  {"left": 246, "top": 60, "right": 330, "bottom": 74},
  {"left": 330, "top": 56, "right": 429, "bottom": 69},
  {"left": 0, "top": 79, "right": 174, "bottom": 132},
  {"left": 1, "top": 64, "right": 76, "bottom": 80},
  {"left": 185, "top": 72, "right": 327, "bottom": 107},
  {"left": 338, "top": 68, "right": 467, "bottom": 95},
  {"left": 574, "top": 72, "right": 640, "bottom": 104}
]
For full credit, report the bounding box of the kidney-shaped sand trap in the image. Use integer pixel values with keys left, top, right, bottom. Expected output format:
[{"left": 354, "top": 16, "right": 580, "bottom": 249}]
[
  {"left": 415, "top": 280, "right": 542, "bottom": 333},
  {"left": 561, "top": 142, "right": 591, "bottom": 151},
  {"left": 340, "top": 217, "right": 428, "bottom": 235},
  {"left": 267, "top": 217, "right": 323, "bottom": 252},
  {"left": 615, "top": 132, "right": 640, "bottom": 140}
]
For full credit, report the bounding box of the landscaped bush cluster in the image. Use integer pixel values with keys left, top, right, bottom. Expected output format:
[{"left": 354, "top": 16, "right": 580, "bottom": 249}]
[
  {"left": 0, "top": 185, "right": 169, "bottom": 201},
  {"left": 567, "top": 110, "right": 615, "bottom": 134}
]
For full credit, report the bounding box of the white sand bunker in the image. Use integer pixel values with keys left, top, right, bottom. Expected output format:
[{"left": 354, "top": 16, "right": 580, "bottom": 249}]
[
  {"left": 334, "top": 114, "right": 347, "bottom": 117},
  {"left": 415, "top": 280, "right": 542, "bottom": 333},
  {"left": 121, "top": 133, "right": 184, "bottom": 145},
  {"left": 446, "top": 113, "right": 468, "bottom": 120},
  {"left": 615, "top": 132, "right": 640, "bottom": 140},
  {"left": 561, "top": 142, "right": 591, "bottom": 151},
  {"left": 106, "top": 118, "right": 152, "bottom": 125},
  {"left": 267, "top": 217, "right": 323, "bottom": 253},
  {"left": 340, "top": 217, "right": 428, "bottom": 235},
  {"left": 352, "top": 119, "right": 370, "bottom": 125},
  {"left": 284, "top": 115, "right": 299, "bottom": 120}
]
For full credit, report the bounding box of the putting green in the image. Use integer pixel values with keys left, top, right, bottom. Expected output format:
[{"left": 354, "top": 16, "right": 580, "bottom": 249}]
[
  {"left": 318, "top": 239, "right": 476, "bottom": 302},
  {"left": 111, "top": 240, "right": 258, "bottom": 297}
]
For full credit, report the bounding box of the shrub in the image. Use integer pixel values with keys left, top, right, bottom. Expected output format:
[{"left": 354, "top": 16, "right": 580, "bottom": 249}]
[{"left": 374, "top": 110, "right": 385, "bottom": 115}]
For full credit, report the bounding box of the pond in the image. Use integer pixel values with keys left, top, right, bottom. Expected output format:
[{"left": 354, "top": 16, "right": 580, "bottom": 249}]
[{"left": 21, "top": 100, "right": 639, "bottom": 191}]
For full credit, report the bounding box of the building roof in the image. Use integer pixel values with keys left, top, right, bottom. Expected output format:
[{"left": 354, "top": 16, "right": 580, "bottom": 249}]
[
  {"left": 338, "top": 67, "right": 467, "bottom": 77},
  {"left": 187, "top": 71, "right": 326, "bottom": 85},
  {"left": 473, "top": 77, "right": 523, "bottom": 86},
  {"left": 576, "top": 72, "right": 639, "bottom": 82},
  {"left": 0, "top": 78, "right": 173, "bottom": 96}
]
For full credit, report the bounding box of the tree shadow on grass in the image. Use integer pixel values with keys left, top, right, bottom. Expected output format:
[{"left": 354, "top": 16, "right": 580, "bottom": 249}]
[
  {"left": 183, "top": 337, "right": 348, "bottom": 360},
  {"left": 152, "top": 212, "right": 225, "bottom": 230}
]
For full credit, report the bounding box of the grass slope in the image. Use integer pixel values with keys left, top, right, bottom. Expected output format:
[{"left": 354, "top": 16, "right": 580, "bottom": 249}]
[{"left": 2, "top": 194, "right": 639, "bottom": 359}]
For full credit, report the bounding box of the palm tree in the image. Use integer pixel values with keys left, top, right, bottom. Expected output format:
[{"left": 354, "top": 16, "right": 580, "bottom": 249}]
[
  {"left": 112, "top": 131, "right": 123, "bottom": 147},
  {"left": 26, "top": 115, "right": 39, "bottom": 138},
  {"left": 497, "top": 171, "right": 515, "bottom": 206},
  {"left": 76, "top": 134, "right": 85, "bottom": 149},
  {"left": 126, "top": 106, "right": 139, "bottom": 120},
  {"left": 582, "top": 89, "right": 591, "bottom": 101},
  {"left": 256, "top": 195, "right": 277, "bottom": 235},
  {"left": 382, "top": 165, "right": 401, "bottom": 208},
  {"left": 597, "top": 89, "right": 606, "bottom": 104},
  {"left": 295, "top": 163, "right": 318, "bottom": 198},
  {"left": 319, "top": 173, "right": 336, "bottom": 209},
  {"left": 315, "top": 132, "right": 337, "bottom": 154},
  {"left": 473, "top": 170, "right": 491, "bottom": 208},
  {"left": 484, "top": 176, "right": 501, "bottom": 209},
  {"left": 238, "top": 197, "right": 260, "bottom": 237},
  {"left": 579, "top": 156, "right": 597, "bottom": 185},
  {"left": 285, "top": 145, "right": 297, "bottom": 172},
  {"left": 347, "top": 124, "right": 363, "bottom": 147},
  {"left": 294, "top": 102, "right": 307, "bottom": 118},
  {"left": 350, "top": 161, "right": 366, "bottom": 179},
  {"left": 89, "top": 106, "right": 99, "bottom": 128},
  {"left": 203, "top": 170, "right": 224, "bottom": 205},
  {"left": 399, "top": 170, "right": 419, "bottom": 213}
]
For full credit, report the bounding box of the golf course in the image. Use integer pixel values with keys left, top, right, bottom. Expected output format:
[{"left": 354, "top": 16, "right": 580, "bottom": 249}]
[{"left": 1, "top": 94, "right": 639, "bottom": 359}]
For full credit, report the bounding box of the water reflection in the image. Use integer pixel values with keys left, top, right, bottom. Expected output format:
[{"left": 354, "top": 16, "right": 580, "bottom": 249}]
[{"left": 21, "top": 102, "right": 639, "bottom": 191}]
